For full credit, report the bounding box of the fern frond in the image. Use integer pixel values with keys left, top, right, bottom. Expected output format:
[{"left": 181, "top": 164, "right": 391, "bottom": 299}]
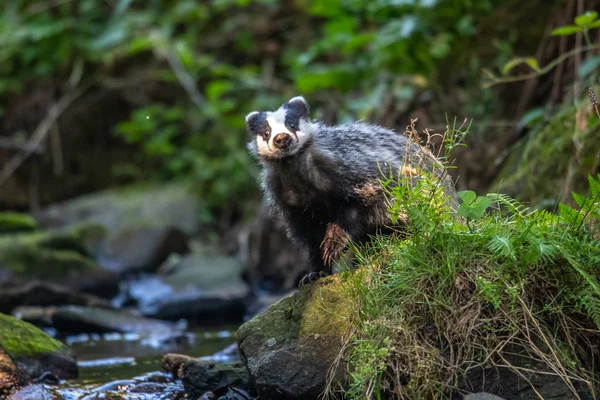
[
  {"left": 487, "top": 192, "right": 529, "bottom": 217},
  {"left": 488, "top": 235, "right": 516, "bottom": 260},
  {"left": 582, "top": 292, "right": 600, "bottom": 330}
]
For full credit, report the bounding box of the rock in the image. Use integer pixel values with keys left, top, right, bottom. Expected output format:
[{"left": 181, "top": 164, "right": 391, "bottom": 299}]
[
  {"left": 242, "top": 200, "right": 310, "bottom": 293},
  {"left": 8, "top": 384, "right": 59, "bottom": 400},
  {"left": 0, "top": 232, "right": 95, "bottom": 278},
  {"left": 1, "top": 347, "right": 27, "bottom": 397},
  {"left": 97, "top": 225, "right": 189, "bottom": 275},
  {"left": 41, "top": 305, "right": 179, "bottom": 335},
  {"left": 237, "top": 275, "right": 353, "bottom": 400},
  {"left": 162, "top": 353, "right": 193, "bottom": 378},
  {"left": 118, "top": 252, "right": 250, "bottom": 323},
  {"left": 0, "top": 231, "right": 119, "bottom": 303},
  {"left": 464, "top": 394, "right": 506, "bottom": 400},
  {"left": 0, "top": 212, "right": 37, "bottom": 234},
  {"left": 181, "top": 359, "right": 250, "bottom": 400},
  {"left": 34, "top": 182, "right": 201, "bottom": 236},
  {"left": 0, "top": 313, "right": 77, "bottom": 382},
  {"left": 1, "top": 282, "right": 111, "bottom": 315}
]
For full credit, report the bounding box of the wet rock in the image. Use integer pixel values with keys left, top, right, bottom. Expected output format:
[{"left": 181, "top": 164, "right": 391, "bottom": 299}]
[
  {"left": 2, "top": 282, "right": 111, "bottom": 315},
  {"left": 46, "top": 305, "right": 179, "bottom": 335},
  {"left": 117, "top": 252, "right": 250, "bottom": 323},
  {"left": 35, "top": 182, "right": 201, "bottom": 236},
  {"left": 0, "top": 313, "right": 77, "bottom": 382},
  {"left": 215, "top": 387, "right": 255, "bottom": 400},
  {"left": 0, "top": 212, "right": 37, "bottom": 234},
  {"left": 238, "top": 275, "right": 353, "bottom": 400},
  {"left": 181, "top": 359, "right": 250, "bottom": 400},
  {"left": 162, "top": 353, "right": 193, "bottom": 378},
  {"left": 129, "top": 381, "right": 164, "bottom": 393},
  {"left": 97, "top": 225, "right": 189, "bottom": 275},
  {"left": 8, "top": 384, "right": 59, "bottom": 400}
]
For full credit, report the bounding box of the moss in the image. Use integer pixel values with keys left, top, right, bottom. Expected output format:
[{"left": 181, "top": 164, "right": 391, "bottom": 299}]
[
  {"left": 0, "top": 313, "right": 63, "bottom": 358},
  {"left": 238, "top": 274, "right": 354, "bottom": 345},
  {"left": 0, "top": 232, "right": 95, "bottom": 277},
  {"left": 0, "top": 212, "right": 37, "bottom": 234}
]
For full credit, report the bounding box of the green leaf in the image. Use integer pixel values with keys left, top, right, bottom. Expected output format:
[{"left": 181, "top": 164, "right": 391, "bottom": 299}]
[
  {"left": 524, "top": 57, "right": 540, "bottom": 72},
  {"left": 588, "top": 174, "right": 600, "bottom": 199},
  {"left": 471, "top": 196, "right": 492, "bottom": 217},
  {"left": 502, "top": 57, "right": 540, "bottom": 75},
  {"left": 578, "top": 56, "right": 600, "bottom": 78},
  {"left": 458, "top": 190, "right": 476, "bottom": 205},
  {"left": 589, "top": 20, "right": 600, "bottom": 28},
  {"left": 519, "top": 107, "right": 546, "bottom": 128},
  {"left": 551, "top": 25, "right": 581, "bottom": 36},
  {"left": 574, "top": 11, "right": 598, "bottom": 27}
]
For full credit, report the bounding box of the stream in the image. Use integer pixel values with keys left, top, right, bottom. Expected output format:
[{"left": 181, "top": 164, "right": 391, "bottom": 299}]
[{"left": 24, "top": 326, "right": 239, "bottom": 400}]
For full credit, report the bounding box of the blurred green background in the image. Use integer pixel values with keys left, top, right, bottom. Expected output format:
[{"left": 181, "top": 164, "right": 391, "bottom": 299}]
[{"left": 1, "top": 0, "right": 599, "bottom": 225}]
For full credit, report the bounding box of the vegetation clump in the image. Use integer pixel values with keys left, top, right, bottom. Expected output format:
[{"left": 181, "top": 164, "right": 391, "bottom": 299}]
[{"left": 331, "top": 122, "right": 600, "bottom": 399}]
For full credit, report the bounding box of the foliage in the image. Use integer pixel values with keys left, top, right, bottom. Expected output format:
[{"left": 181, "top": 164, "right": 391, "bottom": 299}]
[
  {"left": 0, "top": 0, "right": 545, "bottom": 219},
  {"left": 332, "top": 124, "right": 600, "bottom": 398}
]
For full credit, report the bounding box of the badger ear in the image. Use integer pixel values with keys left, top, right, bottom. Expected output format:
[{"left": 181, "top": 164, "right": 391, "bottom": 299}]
[
  {"left": 245, "top": 111, "right": 261, "bottom": 134},
  {"left": 286, "top": 96, "right": 310, "bottom": 118}
]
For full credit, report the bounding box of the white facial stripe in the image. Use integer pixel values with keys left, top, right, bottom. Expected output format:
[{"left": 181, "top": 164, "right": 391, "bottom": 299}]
[{"left": 266, "top": 116, "right": 291, "bottom": 139}]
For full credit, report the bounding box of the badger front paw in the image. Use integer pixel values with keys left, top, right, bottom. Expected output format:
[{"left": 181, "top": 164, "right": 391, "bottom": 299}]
[
  {"left": 298, "top": 270, "right": 329, "bottom": 287},
  {"left": 321, "top": 222, "right": 350, "bottom": 267}
]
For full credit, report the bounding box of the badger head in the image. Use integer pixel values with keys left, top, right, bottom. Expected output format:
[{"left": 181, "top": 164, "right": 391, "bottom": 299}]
[{"left": 246, "top": 96, "right": 311, "bottom": 161}]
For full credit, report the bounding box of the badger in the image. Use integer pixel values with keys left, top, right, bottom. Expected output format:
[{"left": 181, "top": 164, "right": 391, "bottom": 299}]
[{"left": 246, "top": 96, "right": 458, "bottom": 285}]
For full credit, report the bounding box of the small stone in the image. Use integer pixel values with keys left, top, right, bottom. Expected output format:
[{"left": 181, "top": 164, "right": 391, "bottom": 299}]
[
  {"left": 464, "top": 393, "right": 506, "bottom": 400},
  {"left": 266, "top": 338, "right": 277, "bottom": 347}
]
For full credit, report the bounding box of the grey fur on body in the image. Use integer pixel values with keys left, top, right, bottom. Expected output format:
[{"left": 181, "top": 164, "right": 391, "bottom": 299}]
[{"left": 246, "top": 96, "right": 457, "bottom": 284}]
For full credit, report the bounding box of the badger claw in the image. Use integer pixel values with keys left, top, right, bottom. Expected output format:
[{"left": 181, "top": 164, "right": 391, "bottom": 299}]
[
  {"left": 321, "top": 223, "right": 349, "bottom": 266},
  {"left": 298, "top": 271, "right": 328, "bottom": 287}
]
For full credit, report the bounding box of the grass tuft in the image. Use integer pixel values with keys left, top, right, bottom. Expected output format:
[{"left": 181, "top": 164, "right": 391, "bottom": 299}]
[{"left": 327, "top": 120, "right": 600, "bottom": 399}]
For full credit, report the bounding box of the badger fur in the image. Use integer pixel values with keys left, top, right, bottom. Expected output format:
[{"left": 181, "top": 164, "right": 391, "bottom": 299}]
[{"left": 246, "top": 96, "right": 458, "bottom": 284}]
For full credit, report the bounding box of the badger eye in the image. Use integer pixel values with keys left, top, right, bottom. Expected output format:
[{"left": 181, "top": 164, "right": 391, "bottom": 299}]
[
  {"left": 289, "top": 123, "right": 296, "bottom": 130},
  {"left": 262, "top": 130, "right": 270, "bottom": 139}
]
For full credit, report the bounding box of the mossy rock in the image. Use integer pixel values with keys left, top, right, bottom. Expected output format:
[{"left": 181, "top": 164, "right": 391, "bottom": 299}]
[
  {"left": 0, "top": 213, "right": 37, "bottom": 234},
  {"left": 0, "top": 231, "right": 96, "bottom": 278},
  {"left": 238, "top": 274, "right": 355, "bottom": 400},
  {"left": 0, "top": 313, "right": 77, "bottom": 380},
  {"left": 493, "top": 105, "right": 600, "bottom": 208}
]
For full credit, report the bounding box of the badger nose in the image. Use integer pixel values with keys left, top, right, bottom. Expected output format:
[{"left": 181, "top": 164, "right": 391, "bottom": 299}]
[{"left": 273, "top": 133, "right": 291, "bottom": 149}]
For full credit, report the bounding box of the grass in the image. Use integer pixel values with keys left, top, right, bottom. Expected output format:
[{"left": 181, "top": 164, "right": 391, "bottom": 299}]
[{"left": 327, "top": 119, "right": 600, "bottom": 399}]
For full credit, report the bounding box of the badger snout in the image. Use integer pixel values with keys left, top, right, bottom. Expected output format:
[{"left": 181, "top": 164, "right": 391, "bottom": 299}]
[{"left": 273, "top": 133, "right": 292, "bottom": 149}]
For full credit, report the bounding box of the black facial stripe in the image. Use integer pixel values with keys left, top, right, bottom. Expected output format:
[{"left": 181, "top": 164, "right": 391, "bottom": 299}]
[
  {"left": 284, "top": 110, "right": 301, "bottom": 133},
  {"left": 283, "top": 100, "right": 308, "bottom": 133},
  {"left": 246, "top": 112, "right": 269, "bottom": 137}
]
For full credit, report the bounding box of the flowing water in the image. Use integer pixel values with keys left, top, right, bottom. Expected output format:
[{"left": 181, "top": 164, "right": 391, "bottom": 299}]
[{"left": 28, "top": 326, "right": 239, "bottom": 400}]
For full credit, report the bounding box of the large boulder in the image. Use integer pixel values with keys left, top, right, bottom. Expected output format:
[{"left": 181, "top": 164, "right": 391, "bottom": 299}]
[
  {"left": 237, "top": 275, "right": 353, "bottom": 400},
  {"left": 96, "top": 225, "right": 189, "bottom": 275},
  {"left": 0, "top": 313, "right": 77, "bottom": 390},
  {"left": 34, "top": 182, "right": 201, "bottom": 237}
]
